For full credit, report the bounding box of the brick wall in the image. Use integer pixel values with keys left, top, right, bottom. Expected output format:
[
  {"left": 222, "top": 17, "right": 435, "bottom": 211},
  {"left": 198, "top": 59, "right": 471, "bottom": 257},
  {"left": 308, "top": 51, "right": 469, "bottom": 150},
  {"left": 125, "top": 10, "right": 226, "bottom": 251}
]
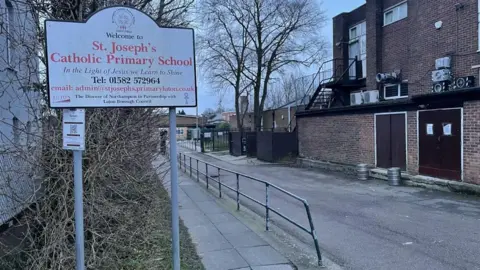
[
  {"left": 364, "top": 0, "right": 480, "bottom": 95},
  {"left": 298, "top": 114, "right": 375, "bottom": 166},
  {"left": 366, "top": 0, "right": 383, "bottom": 90},
  {"left": 406, "top": 111, "right": 418, "bottom": 175},
  {"left": 463, "top": 100, "right": 480, "bottom": 185}
]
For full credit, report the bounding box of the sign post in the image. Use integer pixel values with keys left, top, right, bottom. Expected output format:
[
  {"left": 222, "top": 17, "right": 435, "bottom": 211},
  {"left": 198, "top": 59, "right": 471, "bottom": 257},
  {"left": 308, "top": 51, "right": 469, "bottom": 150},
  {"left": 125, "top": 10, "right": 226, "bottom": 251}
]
[
  {"left": 62, "top": 109, "right": 86, "bottom": 270},
  {"left": 45, "top": 6, "right": 196, "bottom": 270},
  {"left": 168, "top": 107, "right": 180, "bottom": 269}
]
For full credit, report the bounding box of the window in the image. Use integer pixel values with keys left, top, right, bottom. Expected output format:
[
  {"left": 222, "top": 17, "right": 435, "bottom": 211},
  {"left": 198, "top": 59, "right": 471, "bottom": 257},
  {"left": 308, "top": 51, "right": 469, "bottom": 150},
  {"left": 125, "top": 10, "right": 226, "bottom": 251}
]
[
  {"left": 478, "top": 0, "right": 480, "bottom": 51},
  {"left": 350, "top": 27, "right": 357, "bottom": 40},
  {"left": 384, "top": 1, "right": 408, "bottom": 26},
  {"left": 384, "top": 83, "right": 408, "bottom": 99},
  {"left": 349, "top": 21, "right": 366, "bottom": 41},
  {"left": 5, "top": 0, "right": 14, "bottom": 64},
  {"left": 349, "top": 21, "right": 367, "bottom": 78}
]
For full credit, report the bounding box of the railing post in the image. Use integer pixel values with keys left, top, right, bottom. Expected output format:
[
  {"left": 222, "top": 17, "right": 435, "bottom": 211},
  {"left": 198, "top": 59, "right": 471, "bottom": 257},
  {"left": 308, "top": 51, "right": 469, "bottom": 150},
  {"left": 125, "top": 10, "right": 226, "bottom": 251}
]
[
  {"left": 183, "top": 155, "right": 186, "bottom": 173},
  {"left": 206, "top": 163, "right": 209, "bottom": 189},
  {"left": 265, "top": 184, "right": 269, "bottom": 231},
  {"left": 218, "top": 168, "right": 221, "bottom": 198},
  {"left": 189, "top": 157, "right": 192, "bottom": 177},
  {"left": 196, "top": 160, "right": 199, "bottom": 181},
  {"left": 178, "top": 153, "right": 181, "bottom": 170},
  {"left": 236, "top": 174, "right": 240, "bottom": 211},
  {"left": 305, "top": 203, "right": 323, "bottom": 267}
]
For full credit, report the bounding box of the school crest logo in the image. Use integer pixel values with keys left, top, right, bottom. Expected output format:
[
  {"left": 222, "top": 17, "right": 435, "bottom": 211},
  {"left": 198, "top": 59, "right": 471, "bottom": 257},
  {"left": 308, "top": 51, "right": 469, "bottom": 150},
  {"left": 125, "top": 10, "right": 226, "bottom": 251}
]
[{"left": 112, "top": 8, "right": 135, "bottom": 32}]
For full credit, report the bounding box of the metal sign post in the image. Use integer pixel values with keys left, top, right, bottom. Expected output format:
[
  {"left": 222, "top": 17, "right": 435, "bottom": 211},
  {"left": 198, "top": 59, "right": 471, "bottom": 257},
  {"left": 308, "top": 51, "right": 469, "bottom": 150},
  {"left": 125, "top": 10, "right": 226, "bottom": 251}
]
[
  {"left": 62, "top": 109, "right": 86, "bottom": 270},
  {"left": 168, "top": 108, "right": 180, "bottom": 269},
  {"left": 73, "top": 150, "right": 84, "bottom": 270},
  {"left": 45, "top": 6, "right": 197, "bottom": 270}
]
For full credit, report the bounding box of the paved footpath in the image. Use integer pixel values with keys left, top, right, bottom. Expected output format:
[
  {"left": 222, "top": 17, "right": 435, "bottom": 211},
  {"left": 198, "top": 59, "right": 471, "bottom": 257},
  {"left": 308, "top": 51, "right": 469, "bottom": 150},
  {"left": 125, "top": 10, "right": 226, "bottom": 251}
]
[
  {"left": 174, "top": 170, "right": 294, "bottom": 270},
  {"left": 177, "top": 146, "right": 480, "bottom": 270}
]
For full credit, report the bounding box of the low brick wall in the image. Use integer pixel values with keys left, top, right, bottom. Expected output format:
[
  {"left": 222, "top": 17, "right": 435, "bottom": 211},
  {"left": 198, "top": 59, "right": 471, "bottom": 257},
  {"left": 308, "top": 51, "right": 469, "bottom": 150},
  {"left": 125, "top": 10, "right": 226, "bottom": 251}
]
[{"left": 297, "top": 113, "right": 375, "bottom": 167}]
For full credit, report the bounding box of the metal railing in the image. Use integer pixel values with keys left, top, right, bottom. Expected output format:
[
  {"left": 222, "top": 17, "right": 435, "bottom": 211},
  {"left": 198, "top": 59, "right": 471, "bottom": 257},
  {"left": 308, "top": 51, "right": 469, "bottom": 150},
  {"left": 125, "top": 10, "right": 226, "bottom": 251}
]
[
  {"left": 305, "top": 57, "right": 359, "bottom": 110},
  {"left": 177, "top": 152, "right": 323, "bottom": 267}
]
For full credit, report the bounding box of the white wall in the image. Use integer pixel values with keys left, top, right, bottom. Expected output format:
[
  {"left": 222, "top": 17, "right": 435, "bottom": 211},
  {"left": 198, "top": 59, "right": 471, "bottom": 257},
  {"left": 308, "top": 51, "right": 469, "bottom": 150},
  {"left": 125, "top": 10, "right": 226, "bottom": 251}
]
[{"left": 0, "top": 0, "right": 41, "bottom": 224}]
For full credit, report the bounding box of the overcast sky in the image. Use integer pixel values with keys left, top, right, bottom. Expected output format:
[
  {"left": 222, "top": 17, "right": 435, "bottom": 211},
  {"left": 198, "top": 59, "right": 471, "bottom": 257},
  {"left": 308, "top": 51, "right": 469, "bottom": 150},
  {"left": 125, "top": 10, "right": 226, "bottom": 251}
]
[{"left": 184, "top": 0, "right": 366, "bottom": 115}]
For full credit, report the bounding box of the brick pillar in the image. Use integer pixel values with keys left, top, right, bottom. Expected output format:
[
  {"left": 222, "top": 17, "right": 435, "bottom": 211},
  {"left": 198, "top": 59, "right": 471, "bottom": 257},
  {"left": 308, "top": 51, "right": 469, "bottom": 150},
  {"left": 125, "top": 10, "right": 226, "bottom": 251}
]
[{"left": 366, "top": 0, "right": 383, "bottom": 90}]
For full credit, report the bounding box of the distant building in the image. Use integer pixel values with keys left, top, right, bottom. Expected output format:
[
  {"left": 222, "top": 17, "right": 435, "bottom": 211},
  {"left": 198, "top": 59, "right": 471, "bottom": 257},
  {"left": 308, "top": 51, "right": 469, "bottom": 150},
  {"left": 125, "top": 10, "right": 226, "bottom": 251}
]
[{"left": 159, "top": 114, "right": 207, "bottom": 140}]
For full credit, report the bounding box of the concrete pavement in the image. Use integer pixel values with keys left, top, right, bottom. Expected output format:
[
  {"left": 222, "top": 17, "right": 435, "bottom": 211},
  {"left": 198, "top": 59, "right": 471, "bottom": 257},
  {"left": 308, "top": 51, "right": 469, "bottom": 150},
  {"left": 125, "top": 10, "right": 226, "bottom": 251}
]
[
  {"left": 170, "top": 169, "right": 294, "bottom": 270},
  {"left": 178, "top": 147, "right": 480, "bottom": 270}
]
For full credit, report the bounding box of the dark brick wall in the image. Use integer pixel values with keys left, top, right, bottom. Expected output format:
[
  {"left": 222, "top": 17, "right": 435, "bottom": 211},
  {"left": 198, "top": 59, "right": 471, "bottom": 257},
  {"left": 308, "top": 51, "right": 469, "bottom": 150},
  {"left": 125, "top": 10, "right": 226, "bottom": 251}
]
[
  {"left": 365, "top": 0, "right": 480, "bottom": 95},
  {"left": 298, "top": 114, "right": 375, "bottom": 166},
  {"left": 463, "top": 100, "right": 480, "bottom": 185},
  {"left": 406, "top": 111, "right": 418, "bottom": 175},
  {"left": 366, "top": 0, "right": 384, "bottom": 90}
]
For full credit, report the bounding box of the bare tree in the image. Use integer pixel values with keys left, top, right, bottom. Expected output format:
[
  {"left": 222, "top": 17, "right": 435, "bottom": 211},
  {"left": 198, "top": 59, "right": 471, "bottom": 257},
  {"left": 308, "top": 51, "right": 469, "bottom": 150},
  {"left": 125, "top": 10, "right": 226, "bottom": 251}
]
[
  {"left": 0, "top": 1, "right": 200, "bottom": 269},
  {"left": 265, "top": 71, "right": 314, "bottom": 109},
  {"left": 202, "top": 0, "right": 328, "bottom": 130},
  {"left": 198, "top": 0, "right": 253, "bottom": 131}
]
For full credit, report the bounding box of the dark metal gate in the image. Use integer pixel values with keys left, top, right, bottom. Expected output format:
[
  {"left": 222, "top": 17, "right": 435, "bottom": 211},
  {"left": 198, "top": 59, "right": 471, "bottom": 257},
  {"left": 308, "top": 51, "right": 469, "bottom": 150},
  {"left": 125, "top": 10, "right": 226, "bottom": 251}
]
[
  {"left": 245, "top": 132, "right": 257, "bottom": 157},
  {"left": 229, "top": 132, "right": 244, "bottom": 156},
  {"left": 201, "top": 129, "right": 229, "bottom": 152},
  {"left": 256, "top": 130, "right": 298, "bottom": 162}
]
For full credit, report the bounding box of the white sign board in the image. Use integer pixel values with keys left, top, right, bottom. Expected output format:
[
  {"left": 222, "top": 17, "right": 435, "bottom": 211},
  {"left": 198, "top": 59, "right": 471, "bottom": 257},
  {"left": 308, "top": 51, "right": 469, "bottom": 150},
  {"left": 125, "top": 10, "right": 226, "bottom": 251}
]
[
  {"left": 45, "top": 7, "right": 196, "bottom": 108},
  {"left": 63, "top": 109, "right": 86, "bottom": 150}
]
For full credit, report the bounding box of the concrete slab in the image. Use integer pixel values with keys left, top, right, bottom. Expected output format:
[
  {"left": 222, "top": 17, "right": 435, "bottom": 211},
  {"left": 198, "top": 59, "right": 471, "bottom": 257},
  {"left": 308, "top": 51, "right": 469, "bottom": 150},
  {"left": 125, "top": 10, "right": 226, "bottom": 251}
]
[
  {"left": 201, "top": 248, "right": 249, "bottom": 270},
  {"left": 206, "top": 212, "right": 239, "bottom": 224},
  {"left": 188, "top": 224, "right": 220, "bottom": 239},
  {"left": 178, "top": 198, "right": 198, "bottom": 209},
  {"left": 215, "top": 221, "right": 251, "bottom": 235},
  {"left": 192, "top": 230, "right": 233, "bottom": 253},
  {"left": 182, "top": 186, "right": 213, "bottom": 202},
  {"left": 251, "top": 265, "right": 293, "bottom": 270},
  {"left": 196, "top": 201, "right": 227, "bottom": 214},
  {"left": 179, "top": 209, "right": 210, "bottom": 226},
  {"left": 237, "top": 246, "right": 289, "bottom": 266},
  {"left": 223, "top": 231, "right": 268, "bottom": 248}
]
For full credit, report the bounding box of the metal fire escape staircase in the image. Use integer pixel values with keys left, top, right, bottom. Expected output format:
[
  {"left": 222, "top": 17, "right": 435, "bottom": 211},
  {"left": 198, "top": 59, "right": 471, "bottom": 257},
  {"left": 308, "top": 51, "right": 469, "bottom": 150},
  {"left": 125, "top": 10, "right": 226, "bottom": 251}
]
[{"left": 302, "top": 57, "right": 362, "bottom": 110}]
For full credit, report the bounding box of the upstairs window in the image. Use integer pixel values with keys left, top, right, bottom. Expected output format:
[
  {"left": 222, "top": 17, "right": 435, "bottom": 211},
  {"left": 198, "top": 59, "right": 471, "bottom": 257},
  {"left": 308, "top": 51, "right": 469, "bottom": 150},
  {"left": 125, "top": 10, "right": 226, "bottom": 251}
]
[
  {"left": 478, "top": 0, "right": 480, "bottom": 51},
  {"left": 384, "top": 1, "right": 408, "bottom": 26},
  {"left": 384, "top": 83, "right": 408, "bottom": 99}
]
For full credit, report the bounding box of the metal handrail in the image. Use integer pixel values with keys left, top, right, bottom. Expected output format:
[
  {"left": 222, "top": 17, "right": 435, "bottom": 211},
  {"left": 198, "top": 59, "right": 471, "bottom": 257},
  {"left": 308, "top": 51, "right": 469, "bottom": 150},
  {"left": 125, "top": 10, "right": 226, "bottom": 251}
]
[
  {"left": 176, "top": 152, "right": 323, "bottom": 267},
  {"left": 305, "top": 57, "right": 359, "bottom": 110}
]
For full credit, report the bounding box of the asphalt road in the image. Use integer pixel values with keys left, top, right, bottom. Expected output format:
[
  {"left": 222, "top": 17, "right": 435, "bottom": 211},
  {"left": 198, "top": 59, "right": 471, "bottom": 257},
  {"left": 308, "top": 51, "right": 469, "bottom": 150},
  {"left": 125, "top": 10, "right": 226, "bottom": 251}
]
[{"left": 177, "top": 148, "right": 480, "bottom": 270}]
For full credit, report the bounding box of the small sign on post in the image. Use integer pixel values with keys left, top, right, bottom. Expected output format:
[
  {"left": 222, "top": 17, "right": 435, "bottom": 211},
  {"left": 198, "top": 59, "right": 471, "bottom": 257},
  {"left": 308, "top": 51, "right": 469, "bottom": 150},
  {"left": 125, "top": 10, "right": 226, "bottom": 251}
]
[
  {"left": 45, "top": 6, "right": 196, "bottom": 270},
  {"left": 62, "top": 109, "right": 86, "bottom": 151}
]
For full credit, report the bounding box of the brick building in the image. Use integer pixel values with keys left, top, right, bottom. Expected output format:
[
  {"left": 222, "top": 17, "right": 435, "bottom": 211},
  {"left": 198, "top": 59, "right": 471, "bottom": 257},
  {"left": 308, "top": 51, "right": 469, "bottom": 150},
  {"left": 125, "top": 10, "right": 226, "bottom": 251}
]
[{"left": 297, "top": 0, "right": 480, "bottom": 185}]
